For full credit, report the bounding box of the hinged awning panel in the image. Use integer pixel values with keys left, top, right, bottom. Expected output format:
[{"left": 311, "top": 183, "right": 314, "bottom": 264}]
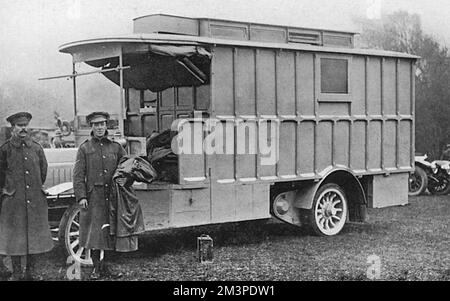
[
  {"left": 81, "top": 44, "right": 212, "bottom": 92},
  {"left": 71, "top": 43, "right": 122, "bottom": 63}
]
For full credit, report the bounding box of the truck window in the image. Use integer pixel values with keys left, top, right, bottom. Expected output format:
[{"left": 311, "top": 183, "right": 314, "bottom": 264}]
[
  {"left": 321, "top": 58, "right": 348, "bottom": 94},
  {"left": 317, "top": 55, "right": 352, "bottom": 102}
]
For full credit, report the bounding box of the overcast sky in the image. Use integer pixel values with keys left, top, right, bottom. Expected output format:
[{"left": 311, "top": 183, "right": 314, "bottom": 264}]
[{"left": 1, "top": 0, "right": 450, "bottom": 122}]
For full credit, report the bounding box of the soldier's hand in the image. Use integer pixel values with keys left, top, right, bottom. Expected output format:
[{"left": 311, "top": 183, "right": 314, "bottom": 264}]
[{"left": 79, "top": 199, "right": 88, "bottom": 210}]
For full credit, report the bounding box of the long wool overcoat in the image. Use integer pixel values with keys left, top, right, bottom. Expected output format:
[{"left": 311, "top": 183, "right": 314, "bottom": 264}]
[
  {"left": 73, "top": 135, "right": 126, "bottom": 250},
  {"left": 0, "top": 135, "right": 54, "bottom": 256}
]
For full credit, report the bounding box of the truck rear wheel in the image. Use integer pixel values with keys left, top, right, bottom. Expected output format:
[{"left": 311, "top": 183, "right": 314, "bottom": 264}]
[
  {"left": 308, "top": 183, "right": 348, "bottom": 236},
  {"left": 58, "top": 203, "right": 93, "bottom": 266}
]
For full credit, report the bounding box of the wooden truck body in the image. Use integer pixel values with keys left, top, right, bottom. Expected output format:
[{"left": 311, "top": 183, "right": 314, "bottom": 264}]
[{"left": 53, "top": 14, "right": 418, "bottom": 263}]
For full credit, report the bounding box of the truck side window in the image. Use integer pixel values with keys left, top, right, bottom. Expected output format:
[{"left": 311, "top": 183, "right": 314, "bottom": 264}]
[
  {"left": 317, "top": 55, "right": 352, "bottom": 102},
  {"left": 321, "top": 58, "right": 348, "bottom": 94}
]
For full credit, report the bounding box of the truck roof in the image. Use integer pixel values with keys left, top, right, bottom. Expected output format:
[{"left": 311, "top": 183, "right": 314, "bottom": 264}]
[
  {"left": 132, "top": 13, "right": 360, "bottom": 35},
  {"left": 59, "top": 33, "right": 419, "bottom": 60}
]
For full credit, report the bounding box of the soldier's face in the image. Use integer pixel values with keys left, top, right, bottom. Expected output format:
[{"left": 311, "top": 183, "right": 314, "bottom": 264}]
[
  {"left": 91, "top": 121, "right": 107, "bottom": 138},
  {"left": 12, "top": 121, "right": 30, "bottom": 138}
]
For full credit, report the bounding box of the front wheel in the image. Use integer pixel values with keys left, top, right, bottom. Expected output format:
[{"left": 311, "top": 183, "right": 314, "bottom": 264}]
[
  {"left": 58, "top": 203, "right": 93, "bottom": 266},
  {"left": 408, "top": 166, "right": 428, "bottom": 196},
  {"left": 308, "top": 183, "right": 348, "bottom": 236}
]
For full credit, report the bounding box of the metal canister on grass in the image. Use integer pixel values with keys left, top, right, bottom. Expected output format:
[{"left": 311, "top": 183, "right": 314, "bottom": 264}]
[{"left": 197, "top": 234, "right": 213, "bottom": 263}]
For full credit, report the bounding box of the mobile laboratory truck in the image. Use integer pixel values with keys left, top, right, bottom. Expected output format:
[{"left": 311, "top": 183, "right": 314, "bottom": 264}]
[{"left": 47, "top": 14, "right": 418, "bottom": 264}]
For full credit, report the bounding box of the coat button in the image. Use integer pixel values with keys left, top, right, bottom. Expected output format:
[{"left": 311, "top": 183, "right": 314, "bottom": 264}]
[
  {"left": 102, "top": 155, "right": 106, "bottom": 159},
  {"left": 100, "top": 143, "right": 104, "bottom": 146},
  {"left": 104, "top": 169, "right": 108, "bottom": 173},
  {"left": 26, "top": 185, "right": 30, "bottom": 189},
  {"left": 105, "top": 184, "right": 108, "bottom": 187},
  {"left": 27, "top": 200, "right": 30, "bottom": 204},
  {"left": 24, "top": 157, "right": 28, "bottom": 160},
  {"left": 25, "top": 171, "right": 29, "bottom": 175}
]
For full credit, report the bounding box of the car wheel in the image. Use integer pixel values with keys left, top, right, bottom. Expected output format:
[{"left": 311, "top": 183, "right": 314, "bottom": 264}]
[
  {"left": 428, "top": 178, "right": 450, "bottom": 195},
  {"left": 409, "top": 166, "right": 428, "bottom": 196},
  {"left": 58, "top": 203, "right": 93, "bottom": 266}
]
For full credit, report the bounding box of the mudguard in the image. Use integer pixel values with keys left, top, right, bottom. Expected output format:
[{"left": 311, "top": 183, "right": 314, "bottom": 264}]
[{"left": 293, "top": 166, "right": 367, "bottom": 222}]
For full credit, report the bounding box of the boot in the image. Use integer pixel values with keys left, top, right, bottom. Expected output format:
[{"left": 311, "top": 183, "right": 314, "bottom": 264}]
[
  {"left": 90, "top": 250, "right": 102, "bottom": 280},
  {"left": 0, "top": 256, "right": 12, "bottom": 280},
  {"left": 25, "top": 255, "right": 43, "bottom": 281},
  {"left": 9, "top": 256, "right": 23, "bottom": 281},
  {"left": 99, "top": 251, "right": 123, "bottom": 279}
]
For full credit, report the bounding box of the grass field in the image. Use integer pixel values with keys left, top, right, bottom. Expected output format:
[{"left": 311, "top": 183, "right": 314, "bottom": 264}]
[{"left": 12, "top": 195, "right": 450, "bottom": 281}]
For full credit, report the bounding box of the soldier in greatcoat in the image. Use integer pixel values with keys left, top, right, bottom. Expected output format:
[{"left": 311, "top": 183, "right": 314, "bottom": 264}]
[
  {"left": 0, "top": 112, "right": 54, "bottom": 281},
  {"left": 73, "top": 112, "right": 126, "bottom": 279}
]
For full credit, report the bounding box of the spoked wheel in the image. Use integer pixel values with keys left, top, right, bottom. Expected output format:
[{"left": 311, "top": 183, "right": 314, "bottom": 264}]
[
  {"left": 308, "top": 184, "right": 348, "bottom": 236},
  {"left": 428, "top": 178, "right": 450, "bottom": 195},
  {"left": 409, "top": 166, "right": 428, "bottom": 196},
  {"left": 58, "top": 204, "right": 92, "bottom": 266}
]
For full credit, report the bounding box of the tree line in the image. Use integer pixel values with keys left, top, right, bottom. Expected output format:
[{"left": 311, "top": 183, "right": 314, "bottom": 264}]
[{"left": 359, "top": 10, "right": 450, "bottom": 160}]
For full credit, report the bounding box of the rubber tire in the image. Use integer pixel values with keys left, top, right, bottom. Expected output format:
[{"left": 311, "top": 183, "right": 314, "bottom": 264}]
[
  {"left": 428, "top": 178, "right": 450, "bottom": 196},
  {"left": 408, "top": 166, "right": 428, "bottom": 196},
  {"left": 58, "top": 203, "right": 93, "bottom": 266},
  {"left": 308, "top": 183, "right": 348, "bottom": 237}
]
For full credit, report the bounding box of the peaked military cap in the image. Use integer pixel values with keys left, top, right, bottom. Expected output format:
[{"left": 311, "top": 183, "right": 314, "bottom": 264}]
[
  {"left": 6, "top": 112, "right": 32, "bottom": 125},
  {"left": 86, "top": 112, "right": 110, "bottom": 124}
]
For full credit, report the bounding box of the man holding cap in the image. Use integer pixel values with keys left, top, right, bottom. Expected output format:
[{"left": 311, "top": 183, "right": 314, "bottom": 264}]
[
  {"left": 73, "top": 112, "right": 126, "bottom": 279},
  {"left": 0, "top": 112, "right": 53, "bottom": 281}
]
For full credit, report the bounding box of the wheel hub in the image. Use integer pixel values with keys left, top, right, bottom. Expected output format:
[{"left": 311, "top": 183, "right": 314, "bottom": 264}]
[{"left": 324, "top": 202, "right": 336, "bottom": 218}]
